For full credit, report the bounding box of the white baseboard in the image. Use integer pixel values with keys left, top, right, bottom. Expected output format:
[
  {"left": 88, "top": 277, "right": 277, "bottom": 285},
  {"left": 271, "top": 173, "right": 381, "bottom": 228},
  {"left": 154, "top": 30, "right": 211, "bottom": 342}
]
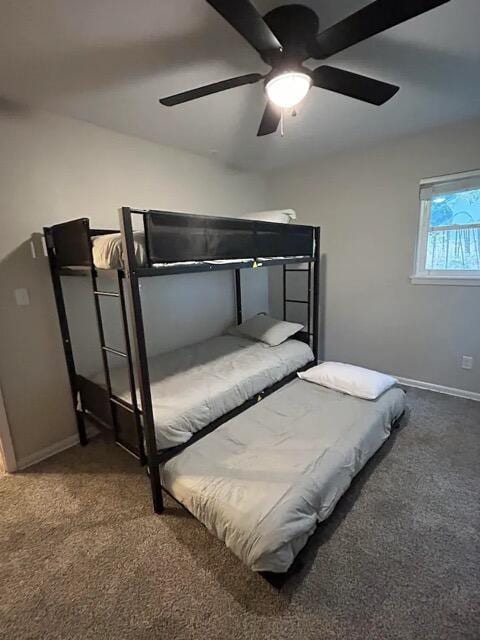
[
  {"left": 17, "top": 426, "right": 98, "bottom": 471},
  {"left": 396, "top": 376, "right": 480, "bottom": 402}
]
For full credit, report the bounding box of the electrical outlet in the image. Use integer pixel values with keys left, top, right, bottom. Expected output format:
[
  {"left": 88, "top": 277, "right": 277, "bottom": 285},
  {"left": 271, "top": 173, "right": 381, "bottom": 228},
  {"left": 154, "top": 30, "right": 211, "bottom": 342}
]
[{"left": 461, "top": 355, "right": 473, "bottom": 370}]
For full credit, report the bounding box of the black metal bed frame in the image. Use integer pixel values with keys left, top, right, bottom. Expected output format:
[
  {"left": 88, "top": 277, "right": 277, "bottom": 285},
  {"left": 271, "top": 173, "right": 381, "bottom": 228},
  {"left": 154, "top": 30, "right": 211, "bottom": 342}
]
[{"left": 44, "top": 207, "right": 321, "bottom": 514}]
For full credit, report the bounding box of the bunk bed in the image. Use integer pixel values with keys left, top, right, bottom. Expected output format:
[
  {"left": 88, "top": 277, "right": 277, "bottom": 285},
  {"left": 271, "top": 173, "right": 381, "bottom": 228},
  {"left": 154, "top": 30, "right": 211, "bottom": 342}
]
[
  {"left": 45, "top": 207, "right": 404, "bottom": 574},
  {"left": 44, "top": 208, "right": 320, "bottom": 510}
]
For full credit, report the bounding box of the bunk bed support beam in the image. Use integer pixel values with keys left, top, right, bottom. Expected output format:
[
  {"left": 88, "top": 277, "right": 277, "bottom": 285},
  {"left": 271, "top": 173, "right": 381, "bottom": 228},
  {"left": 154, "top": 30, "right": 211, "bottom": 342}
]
[
  {"left": 234, "top": 269, "right": 243, "bottom": 325},
  {"left": 313, "top": 227, "right": 321, "bottom": 364},
  {"left": 117, "top": 271, "right": 146, "bottom": 466},
  {"left": 119, "top": 207, "right": 164, "bottom": 514},
  {"left": 43, "top": 227, "right": 88, "bottom": 446},
  {"left": 90, "top": 268, "right": 118, "bottom": 440}
]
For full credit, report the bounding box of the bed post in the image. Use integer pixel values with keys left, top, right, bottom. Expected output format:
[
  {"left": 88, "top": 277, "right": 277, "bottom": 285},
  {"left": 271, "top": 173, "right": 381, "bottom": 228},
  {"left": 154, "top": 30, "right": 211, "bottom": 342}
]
[
  {"left": 43, "top": 227, "right": 88, "bottom": 446},
  {"left": 313, "top": 227, "right": 321, "bottom": 364},
  {"left": 119, "top": 207, "right": 163, "bottom": 514},
  {"left": 234, "top": 269, "right": 242, "bottom": 325}
]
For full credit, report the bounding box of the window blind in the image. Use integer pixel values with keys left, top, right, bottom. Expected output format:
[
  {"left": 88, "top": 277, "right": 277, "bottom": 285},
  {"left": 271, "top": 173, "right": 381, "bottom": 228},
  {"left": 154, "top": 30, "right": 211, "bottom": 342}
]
[{"left": 419, "top": 169, "right": 480, "bottom": 201}]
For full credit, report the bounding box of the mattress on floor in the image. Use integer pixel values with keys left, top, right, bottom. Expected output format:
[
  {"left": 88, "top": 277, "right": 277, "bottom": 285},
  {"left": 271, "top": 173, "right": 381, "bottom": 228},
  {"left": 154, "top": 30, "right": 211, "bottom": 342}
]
[
  {"left": 106, "top": 335, "right": 313, "bottom": 449},
  {"left": 161, "top": 380, "right": 406, "bottom": 572}
]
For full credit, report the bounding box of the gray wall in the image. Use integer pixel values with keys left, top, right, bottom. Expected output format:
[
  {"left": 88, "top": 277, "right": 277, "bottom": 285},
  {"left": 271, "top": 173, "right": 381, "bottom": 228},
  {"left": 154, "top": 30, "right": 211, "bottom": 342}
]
[
  {"left": 267, "top": 118, "right": 480, "bottom": 393},
  {"left": 0, "top": 109, "right": 268, "bottom": 464},
  {"left": 61, "top": 267, "right": 269, "bottom": 382}
]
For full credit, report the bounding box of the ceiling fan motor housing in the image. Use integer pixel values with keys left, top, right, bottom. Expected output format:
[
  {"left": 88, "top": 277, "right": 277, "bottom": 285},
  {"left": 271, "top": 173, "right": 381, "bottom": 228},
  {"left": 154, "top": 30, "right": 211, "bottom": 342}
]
[{"left": 262, "top": 4, "right": 320, "bottom": 66}]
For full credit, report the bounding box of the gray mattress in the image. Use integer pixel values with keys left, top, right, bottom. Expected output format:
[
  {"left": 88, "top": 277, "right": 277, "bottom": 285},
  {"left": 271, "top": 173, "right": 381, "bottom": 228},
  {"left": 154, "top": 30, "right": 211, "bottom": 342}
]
[
  {"left": 106, "top": 335, "right": 313, "bottom": 449},
  {"left": 161, "top": 379, "right": 406, "bottom": 572}
]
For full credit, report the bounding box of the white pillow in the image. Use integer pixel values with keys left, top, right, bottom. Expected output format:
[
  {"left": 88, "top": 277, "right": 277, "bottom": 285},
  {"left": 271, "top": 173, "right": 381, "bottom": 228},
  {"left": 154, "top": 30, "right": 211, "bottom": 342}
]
[
  {"left": 298, "top": 362, "right": 397, "bottom": 400},
  {"left": 234, "top": 314, "right": 303, "bottom": 346}
]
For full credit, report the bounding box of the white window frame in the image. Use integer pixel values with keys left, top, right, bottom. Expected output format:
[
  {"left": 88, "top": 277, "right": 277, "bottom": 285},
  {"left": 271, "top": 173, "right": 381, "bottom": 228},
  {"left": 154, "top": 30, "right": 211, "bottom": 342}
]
[{"left": 412, "top": 169, "right": 480, "bottom": 286}]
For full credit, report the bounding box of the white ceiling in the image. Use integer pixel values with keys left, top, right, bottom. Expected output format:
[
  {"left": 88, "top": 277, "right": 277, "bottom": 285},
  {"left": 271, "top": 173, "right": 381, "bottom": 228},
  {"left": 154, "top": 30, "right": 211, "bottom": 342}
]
[{"left": 1, "top": 0, "right": 480, "bottom": 171}]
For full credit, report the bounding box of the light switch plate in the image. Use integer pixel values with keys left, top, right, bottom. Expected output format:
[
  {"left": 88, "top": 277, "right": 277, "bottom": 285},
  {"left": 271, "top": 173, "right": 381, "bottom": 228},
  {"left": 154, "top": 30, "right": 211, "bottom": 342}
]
[
  {"left": 14, "top": 288, "right": 30, "bottom": 306},
  {"left": 461, "top": 355, "right": 473, "bottom": 370}
]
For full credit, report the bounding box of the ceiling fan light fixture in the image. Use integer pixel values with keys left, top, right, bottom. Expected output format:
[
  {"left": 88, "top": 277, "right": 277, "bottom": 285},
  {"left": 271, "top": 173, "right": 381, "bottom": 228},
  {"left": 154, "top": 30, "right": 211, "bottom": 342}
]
[{"left": 266, "top": 71, "right": 311, "bottom": 109}]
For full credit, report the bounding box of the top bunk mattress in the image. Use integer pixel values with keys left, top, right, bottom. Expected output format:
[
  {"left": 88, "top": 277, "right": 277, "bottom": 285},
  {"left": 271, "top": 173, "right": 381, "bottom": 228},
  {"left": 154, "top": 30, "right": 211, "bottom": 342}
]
[
  {"left": 104, "top": 335, "right": 314, "bottom": 449},
  {"left": 92, "top": 232, "right": 146, "bottom": 269},
  {"left": 161, "top": 380, "right": 406, "bottom": 572}
]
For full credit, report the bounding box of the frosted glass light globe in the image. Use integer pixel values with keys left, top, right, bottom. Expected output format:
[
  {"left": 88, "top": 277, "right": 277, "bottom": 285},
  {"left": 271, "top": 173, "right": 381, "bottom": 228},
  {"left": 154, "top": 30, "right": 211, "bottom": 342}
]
[{"left": 266, "top": 72, "right": 312, "bottom": 108}]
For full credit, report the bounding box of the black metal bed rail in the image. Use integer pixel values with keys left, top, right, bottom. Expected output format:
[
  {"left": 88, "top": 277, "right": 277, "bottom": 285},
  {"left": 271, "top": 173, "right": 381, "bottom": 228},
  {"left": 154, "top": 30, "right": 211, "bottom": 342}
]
[
  {"left": 119, "top": 208, "right": 163, "bottom": 513},
  {"left": 55, "top": 255, "right": 315, "bottom": 279},
  {"left": 138, "top": 208, "right": 315, "bottom": 265},
  {"left": 117, "top": 271, "right": 146, "bottom": 464},
  {"left": 133, "top": 255, "right": 314, "bottom": 277}
]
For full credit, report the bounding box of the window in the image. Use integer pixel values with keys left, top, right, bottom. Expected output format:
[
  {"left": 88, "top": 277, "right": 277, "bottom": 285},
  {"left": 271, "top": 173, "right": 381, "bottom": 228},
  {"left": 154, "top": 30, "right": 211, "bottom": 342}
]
[{"left": 412, "top": 169, "right": 480, "bottom": 285}]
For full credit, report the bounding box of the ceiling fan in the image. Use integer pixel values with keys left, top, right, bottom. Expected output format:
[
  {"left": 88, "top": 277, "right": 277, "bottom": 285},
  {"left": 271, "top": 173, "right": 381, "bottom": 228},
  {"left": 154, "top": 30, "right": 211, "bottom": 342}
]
[{"left": 159, "top": 0, "right": 450, "bottom": 136}]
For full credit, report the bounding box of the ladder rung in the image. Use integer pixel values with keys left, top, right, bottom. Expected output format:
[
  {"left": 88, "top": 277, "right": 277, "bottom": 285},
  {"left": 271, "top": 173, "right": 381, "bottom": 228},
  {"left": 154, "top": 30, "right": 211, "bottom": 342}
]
[
  {"left": 285, "top": 299, "right": 308, "bottom": 304},
  {"left": 102, "top": 346, "right": 127, "bottom": 358},
  {"left": 94, "top": 290, "right": 120, "bottom": 298},
  {"left": 84, "top": 410, "right": 113, "bottom": 432},
  {"left": 116, "top": 441, "right": 140, "bottom": 460},
  {"left": 111, "top": 396, "right": 135, "bottom": 413},
  {"left": 285, "top": 268, "right": 309, "bottom": 272}
]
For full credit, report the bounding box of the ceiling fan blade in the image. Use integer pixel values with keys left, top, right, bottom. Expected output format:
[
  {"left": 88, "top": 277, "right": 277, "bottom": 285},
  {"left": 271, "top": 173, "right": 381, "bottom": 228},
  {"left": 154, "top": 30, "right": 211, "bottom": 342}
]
[
  {"left": 206, "top": 0, "right": 282, "bottom": 61},
  {"left": 257, "top": 101, "right": 281, "bottom": 137},
  {"left": 312, "top": 65, "right": 399, "bottom": 105},
  {"left": 309, "top": 0, "right": 450, "bottom": 59},
  {"left": 160, "top": 73, "right": 263, "bottom": 107}
]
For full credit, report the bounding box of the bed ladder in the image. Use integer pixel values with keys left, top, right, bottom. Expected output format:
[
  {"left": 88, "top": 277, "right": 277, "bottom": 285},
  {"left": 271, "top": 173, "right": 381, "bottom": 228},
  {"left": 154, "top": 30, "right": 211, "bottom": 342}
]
[
  {"left": 282, "top": 227, "right": 320, "bottom": 361},
  {"left": 90, "top": 269, "right": 146, "bottom": 464},
  {"left": 282, "top": 263, "right": 314, "bottom": 351}
]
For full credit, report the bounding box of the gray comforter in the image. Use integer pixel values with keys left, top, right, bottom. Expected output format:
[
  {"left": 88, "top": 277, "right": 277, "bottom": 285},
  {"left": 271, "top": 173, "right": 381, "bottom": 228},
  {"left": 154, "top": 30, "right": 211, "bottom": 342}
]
[
  {"left": 106, "top": 335, "right": 313, "bottom": 449},
  {"left": 161, "top": 379, "right": 406, "bottom": 572}
]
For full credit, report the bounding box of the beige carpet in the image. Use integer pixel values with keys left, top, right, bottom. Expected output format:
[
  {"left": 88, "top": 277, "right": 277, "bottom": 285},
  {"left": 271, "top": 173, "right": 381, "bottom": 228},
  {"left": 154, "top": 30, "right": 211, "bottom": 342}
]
[{"left": 1, "top": 387, "right": 479, "bottom": 640}]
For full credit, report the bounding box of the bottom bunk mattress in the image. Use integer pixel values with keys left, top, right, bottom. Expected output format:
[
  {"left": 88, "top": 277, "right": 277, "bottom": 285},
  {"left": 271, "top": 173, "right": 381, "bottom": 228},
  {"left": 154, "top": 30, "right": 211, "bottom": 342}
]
[
  {"left": 103, "top": 335, "right": 313, "bottom": 449},
  {"left": 161, "top": 379, "right": 406, "bottom": 573}
]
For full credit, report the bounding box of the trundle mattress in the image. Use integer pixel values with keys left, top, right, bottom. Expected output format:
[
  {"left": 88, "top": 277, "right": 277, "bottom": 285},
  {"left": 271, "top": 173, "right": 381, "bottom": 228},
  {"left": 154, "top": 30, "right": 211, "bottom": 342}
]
[{"left": 161, "top": 379, "right": 406, "bottom": 572}]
